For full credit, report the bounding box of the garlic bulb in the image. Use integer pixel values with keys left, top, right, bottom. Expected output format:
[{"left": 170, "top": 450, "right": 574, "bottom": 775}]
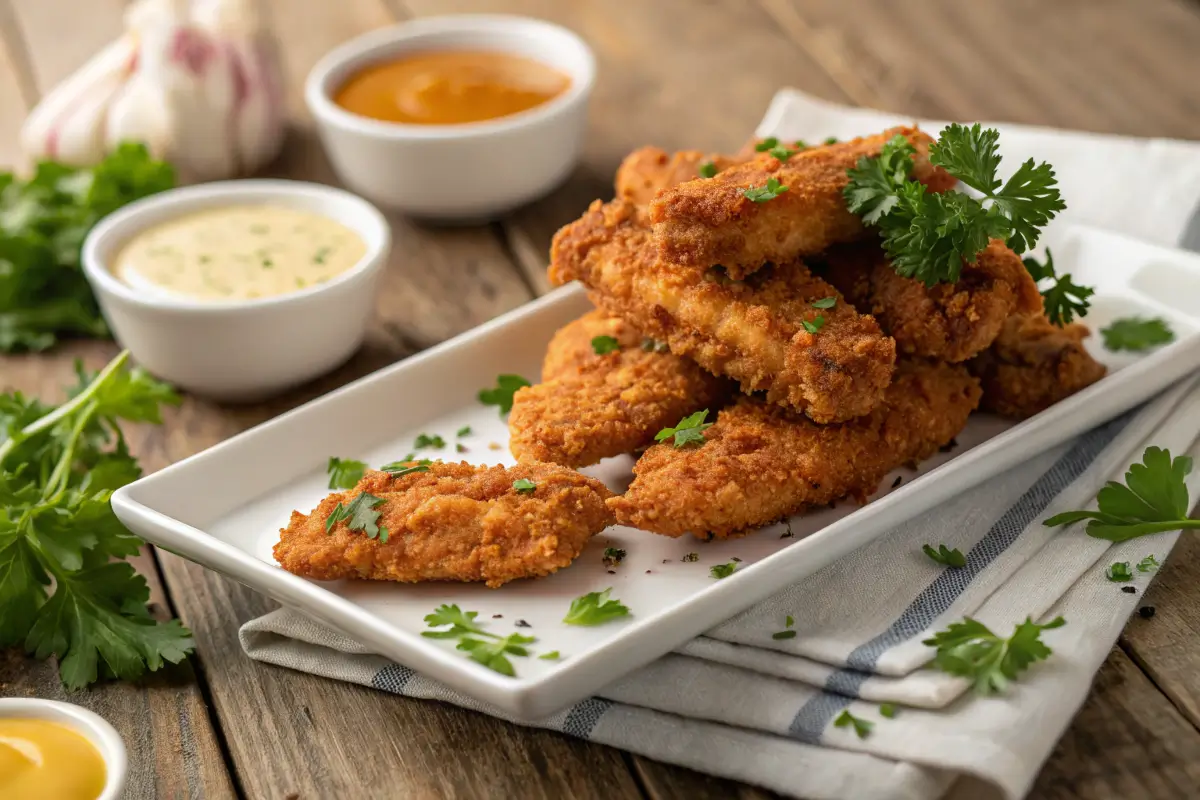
[{"left": 20, "top": 0, "right": 284, "bottom": 181}]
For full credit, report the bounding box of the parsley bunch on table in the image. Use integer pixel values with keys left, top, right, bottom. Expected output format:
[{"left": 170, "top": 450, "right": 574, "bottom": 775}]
[
  {"left": 0, "top": 143, "right": 175, "bottom": 352},
  {"left": 0, "top": 350, "right": 193, "bottom": 688},
  {"left": 845, "top": 124, "right": 1066, "bottom": 286}
]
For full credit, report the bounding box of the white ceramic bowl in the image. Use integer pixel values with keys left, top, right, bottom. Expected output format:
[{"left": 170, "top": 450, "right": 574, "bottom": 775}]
[
  {"left": 305, "top": 15, "right": 596, "bottom": 220},
  {"left": 0, "top": 698, "right": 128, "bottom": 800},
  {"left": 82, "top": 180, "right": 390, "bottom": 401}
]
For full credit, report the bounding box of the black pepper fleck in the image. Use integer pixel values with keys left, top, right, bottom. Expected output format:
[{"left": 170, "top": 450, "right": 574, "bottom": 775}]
[
  {"left": 939, "top": 438, "right": 958, "bottom": 453},
  {"left": 607, "top": 569, "right": 616, "bottom": 574},
  {"left": 731, "top": 557, "right": 742, "bottom": 562},
  {"left": 1121, "top": 586, "right": 1137, "bottom": 594},
  {"left": 891, "top": 476, "right": 903, "bottom": 488},
  {"left": 492, "top": 614, "right": 503, "bottom": 618},
  {"left": 645, "top": 570, "right": 652, "bottom": 574},
  {"left": 1139, "top": 606, "right": 1156, "bottom": 619},
  {"left": 515, "top": 619, "right": 531, "bottom": 628}
]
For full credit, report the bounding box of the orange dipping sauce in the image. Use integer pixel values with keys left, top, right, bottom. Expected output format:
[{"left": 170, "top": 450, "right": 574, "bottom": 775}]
[{"left": 334, "top": 51, "right": 571, "bottom": 125}]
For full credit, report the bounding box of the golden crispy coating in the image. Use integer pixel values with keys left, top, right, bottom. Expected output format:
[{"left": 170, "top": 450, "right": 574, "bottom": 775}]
[
  {"left": 274, "top": 462, "right": 614, "bottom": 588},
  {"left": 609, "top": 360, "right": 980, "bottom": 539},
  {"left": 549, "top": 199, "right": 896, "bottom": 423},
  {"left": 510, "top": 311, "right": 734, "bottom": 467},
  {"left": 815, "top": 239, "right": 1044, "bottom": 362},
  {"left": 968, "top": 313, "right": 1107, "bottom": 419},
  {"left": 647, "top": 127, "right": 958, "bottom": 279},
  {"left": 615, "top": 146, "right": 747, "bottom": 207}
]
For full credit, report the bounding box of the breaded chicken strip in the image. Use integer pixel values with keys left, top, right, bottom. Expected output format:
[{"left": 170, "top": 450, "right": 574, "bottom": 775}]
[
  {"left": 968, "top": 313, "right": 1107, "bottom": 419},
  {"left": 814, "top": 239, "right": 1044, "bottom": 362},
  {"left": 274, "top": 462, "right": 613, "bottom": 588},
  {"left": 609, "top": 360, "right": 980, "bottom": 539},
  {"left": 549, "top": 199, "right": 896, "bottom": 423},
  {"left": 615, "top": 146, "right": 747, "bottom": 206},
  {"left": 648, "top": 127, "right": 957, "bottom": 279},
  {"left": 510, "top": 311, "right": 734, "bottom": 467}
]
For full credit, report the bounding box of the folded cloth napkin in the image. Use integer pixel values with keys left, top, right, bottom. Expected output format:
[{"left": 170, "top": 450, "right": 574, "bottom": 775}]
[{"left": 241, "top": 90, "right": 1200, "bottom": 800}]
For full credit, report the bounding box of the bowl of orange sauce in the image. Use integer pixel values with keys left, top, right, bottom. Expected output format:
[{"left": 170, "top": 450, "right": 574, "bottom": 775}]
[
  {"left": 306, "top": 15, "right": 595, "bottom": 220},
  {"left": 0, "top": 699, "right": 127, "bottom": 800}
]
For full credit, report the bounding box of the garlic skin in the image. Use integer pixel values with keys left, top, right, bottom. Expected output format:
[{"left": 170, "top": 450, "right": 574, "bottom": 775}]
[{"left": 20, "top": 0, "right": 284, "bottom": 181}]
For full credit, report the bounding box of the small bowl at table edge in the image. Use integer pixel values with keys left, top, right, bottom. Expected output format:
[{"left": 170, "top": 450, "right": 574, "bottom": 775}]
[{"left": 0, "top": 697, "right": 128, "bottom": 800}]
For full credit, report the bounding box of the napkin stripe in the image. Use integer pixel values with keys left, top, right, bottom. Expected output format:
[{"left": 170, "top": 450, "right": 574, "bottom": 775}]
[
  {"left": 563, "top": 698, "right": 615, "bottom": 738},
  {"left": 786, "top": 411, "right": 1130, "bottom": 743},
  {"left": 372, "top": 663, "right": 417, "bottom": 694}
]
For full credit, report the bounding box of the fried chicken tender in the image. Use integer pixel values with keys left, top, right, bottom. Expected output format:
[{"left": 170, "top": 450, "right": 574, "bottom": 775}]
[
  {"left": 549, "top": 199, "right": 896, "bottom": 423},
  {"left": 274, "top": 462, "right": 614, "bottom": 588},
  {"left": 509, "top": 310, "right": 734, "bottom": 467},
  {"left": 609, "top": 360, "right": 980, "bottom": 539},
  {"left": 814, "top": 239, "right": 1044, "bottom": 362},
  {"left": 615, "top": 146, "right": 747, "bottom": 206},
  {"left": 647, "top": 127, "right": 958, "bottom": 279},
  {"left": 968, "top": 313, "right": 1107, "bottom": 419}
]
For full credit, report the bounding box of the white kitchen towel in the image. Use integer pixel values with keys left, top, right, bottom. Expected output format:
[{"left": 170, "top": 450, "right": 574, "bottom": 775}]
[{"left": 241, "top": 90, "right": 1200, "bottom": 799}]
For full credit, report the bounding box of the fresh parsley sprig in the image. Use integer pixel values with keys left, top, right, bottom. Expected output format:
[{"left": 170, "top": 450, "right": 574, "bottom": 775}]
[
  {"left": 1101, "top": 317, "right": 1174, "bottom": 352},
  {"left": 655, "top": 409, "right": 713, "bottom": 449},
  {"left": 1045, "top": 446, "right": 1200, "bottom": 542},
  {"left": 1022, "top": 250, "right": 1093, "bottom": 326},
  {"left": 923, "top": 616, "right": 1065, "bottom": 694},
  {"left": 845, "top": 124, "right": 1066, "bottom": 286},
  {"left": 833, "top": 710, "right": 873, "bottom": 739},
  {"left": 563, "top": 588, "right": 630, "bottom": 626},
  {"left": 326, "top": 456, "right": 368, "bottom": 490},
  {"left": 743, "top": 177, "right": 788, "bottom": 203},
  {"left": 479, "top": 374, "right": 531, "bottom": 416},
  {"left": 325, "top": 492, "right": 387, "bottom": 542},
  {"left": 922, "top": 543, "right": 966, "bottom": 568},
  {"left": 422, "top": 604, "right": 537, "bottom": 676},
  {"left": 513, "top": 478, "right": 536, "bottom": 494},
  {"left": 0, "top": 349, "right": 192, "bottom": 689}
]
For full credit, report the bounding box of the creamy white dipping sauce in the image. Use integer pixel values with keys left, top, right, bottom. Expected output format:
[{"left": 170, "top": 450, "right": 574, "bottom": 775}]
[{"left": 113, "top": 205, "right": 367, "bottom": 301}]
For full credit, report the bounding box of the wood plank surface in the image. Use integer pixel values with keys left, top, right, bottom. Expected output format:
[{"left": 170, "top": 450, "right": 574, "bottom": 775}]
[{"left": 2, "top": 0, "right": 1200, "bottom": 798}]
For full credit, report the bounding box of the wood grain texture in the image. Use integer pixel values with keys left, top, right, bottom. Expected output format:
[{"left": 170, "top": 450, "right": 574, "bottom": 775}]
[{"left": 1120, "top": 531, "right": 1200, "bottom": 730}]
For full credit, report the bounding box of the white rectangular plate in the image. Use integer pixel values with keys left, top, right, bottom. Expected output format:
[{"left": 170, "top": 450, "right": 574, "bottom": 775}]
[{"left": 114, "top": 224, "right": 1200, "bottom": 718}]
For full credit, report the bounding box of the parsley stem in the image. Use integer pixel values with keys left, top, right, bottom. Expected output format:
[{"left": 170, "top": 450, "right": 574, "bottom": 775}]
[
  {"left": 42, "top": 401, "right": 97, "bottom": 502},
  {"left": 0, "top": 350, "right": 129, "bottom": 466}
]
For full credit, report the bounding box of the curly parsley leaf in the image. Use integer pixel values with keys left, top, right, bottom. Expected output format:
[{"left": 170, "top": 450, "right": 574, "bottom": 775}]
[
  {"left": 1106, "top": 561, "right": 1133, "bottom": 582},
  {"left": 833, "top": 710, "right": 873, "bottom": 739},
  {"left": 478, "top": 374, "right": 531, "bottom": 416},
  {"left": 422, "top": 604, "right": 489, "bottom": 639},
  {"left": 1022, "top": 250, "right": 1093, "bottom": 326},
  {"left": 457, "top": 633, "right": 536, "bottom": 676},
  {"left": 922, "top": 543, "right": 966, "bottom": 568},
  {"left": 512, "top": 478, "right": 536, "bottom": 494},
  {"left": 1101, "top": 317, "right": 1174, "bottom": 352},
  {"left": 326, "top": 456, "right": 368, "bottom": 490},
  {"left": 591, "top": 335, "right": 621, "bottom": 355},
  {"left": 743, "top": 177, "right": 789, "bottom": 203},
  {"left": 1045, "top": 446, "right": 1199, "bottom": 542},
  {"left": 655, "top": 409, "right": 713, "bottom": 449},
  {"left": 845, "top": 124, "right": 1065, "bottom": 286},
  {"left": 923, "top": 616, "right": 1066, "bottom": 695},
  {"left": 325, "top": 492, "right": 387, "bottom": 541},
  {"left": 563, "top": 588, "right": 630, "bottom": 626},
  {"left": 710, "top": 562, "right": 737, "bottom": 579}
]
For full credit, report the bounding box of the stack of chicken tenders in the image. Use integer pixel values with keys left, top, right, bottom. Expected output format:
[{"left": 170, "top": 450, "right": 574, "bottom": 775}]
[{"left": 510, "top": 128, "right": 1107, "bottom": 541}]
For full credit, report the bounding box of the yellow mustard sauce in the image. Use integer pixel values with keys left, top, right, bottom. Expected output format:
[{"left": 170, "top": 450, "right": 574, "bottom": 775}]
[
  {"left": 113, "top": 205, "right": 367, "bottom": 301},
  {"left": 0, "top": 718, "right": 107, "bottom": 800},
  {"left": 334, "top": 50, "right": 571, "bottom": 125}
]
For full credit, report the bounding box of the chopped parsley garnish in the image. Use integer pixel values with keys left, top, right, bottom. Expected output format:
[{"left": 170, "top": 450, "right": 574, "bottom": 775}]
[
  {"left": 414, "top": 433, "right": 445, "bottom": 449},
  {"left": 1137, "top": 555, "right": 1161, "bottom": 572},
  {"left": 602, "top": 547, "right": 627, "bottom": 567},
  {"left": 768, "top": 146, "right": 795, "bottom": 162},
  {"left": 1045, "top": 446, "right": 1200, "bottom": 542},
  {"left": 563, "top": 588, "right": 630, "bottom": 626},
  {"left": 811, "top": 296, "right": 837, "bottom": 309},
  {"left": 1106, "top": 561, "right": 1133, "bottom": 582},
  {"left": 681, "top": 552, "right": 699, "bottom": 562},
  {"left": 879, "top": 703, "right": 897, "bottom": 719},
  {"left": 823, "top": 136, "right": 839, "bottom": 145},
  {"left": 793, "top": 139, "right": 808, "bottom": 149},
  {"left": 772, "top": 630, "right": 796, "bottom": 640},
  {"left": 786, "top": 614, "right": 794, "bottom": 627},
  {"left": 512, "top": 478, "right": 537, "bottom": 494},
  {"left": 743, "top": 177, "right": 789, "bottom": 203},
  {"left": 456, "top": 443, "right": 467, "bottom": 453},
  {"left": 1022, "top": 250, "right": 1093, "bottom": 326},
  {"left": 754, "top": 137, "right": 779, "bottom": 152},
  {"left": 923, "top": 616, "right": 1065, "bottom": 694},
  {"left": 456, "top": 426, "right": 472, "bottom": 437},
  {"left": 381, "top": 463, "right": 430, "bottom": 478},
  {"left": 313, "top": 246, "right": 331, "bottom": 264},
  {"left": 801, "top": 315, "right": 826, "bottom": 335},
  {"left": 326, "top": 456, "right": 368, "bottom": 490},
  {"left": 1100, "top": 317, "right": 1174, "bottom": 352},
  {"left": 479, "top": 374, "right": 531, "bottom": 416},
  {"left": 655, "top": 409, "right": 713, "bottom": 448},
  {"left": 710, "top": 562, "right": 738, "bottom": 579},
  {"left": 845, "top": 124, "right": 1066, "bottom": 286},
  {"left": 922, "top": 543, "right": 966, "bottom": 568},
  {"left": 325, "top": 492, "right": 387, "bottom": 542},
  {"left": 698, "top": 161, "right": 717, "bottom": 179},
  {"left": 833, "top": 710, "right": 873, "bottom": 739},
  {"left": 591, "top": 335, "right": 621, "bottom": 355},
  {"left": 422, "top": 604, "right": 535, "bottom": 676},
  {"left": 539, "top": 651, "right": 561, "bottom": 661}
]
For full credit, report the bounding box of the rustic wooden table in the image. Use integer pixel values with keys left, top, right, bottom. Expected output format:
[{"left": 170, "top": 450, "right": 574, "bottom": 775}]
[{"left": 2, "top": 1, "right": 1199, "bottom": 797}]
